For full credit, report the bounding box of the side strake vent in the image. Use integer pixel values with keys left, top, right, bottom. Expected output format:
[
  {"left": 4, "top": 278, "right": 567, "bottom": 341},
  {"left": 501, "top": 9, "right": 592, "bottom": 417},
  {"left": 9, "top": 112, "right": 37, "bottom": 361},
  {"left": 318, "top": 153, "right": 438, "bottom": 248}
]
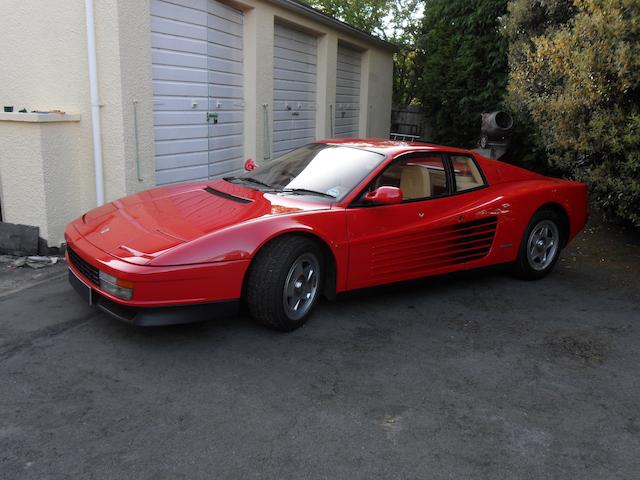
[
  {"left": 204, "top": 187, "right": 253, "bottom": 204},
  {"left": 370, "top": 216, "right": 498, "bottom": 279}
]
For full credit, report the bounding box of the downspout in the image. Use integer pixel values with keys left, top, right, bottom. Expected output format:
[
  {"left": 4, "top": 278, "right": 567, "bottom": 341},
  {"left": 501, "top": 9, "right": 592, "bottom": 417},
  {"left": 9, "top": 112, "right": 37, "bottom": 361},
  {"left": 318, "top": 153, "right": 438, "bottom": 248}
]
[{"left": 84, "top": 0, "right": 105, "bottom": 206}]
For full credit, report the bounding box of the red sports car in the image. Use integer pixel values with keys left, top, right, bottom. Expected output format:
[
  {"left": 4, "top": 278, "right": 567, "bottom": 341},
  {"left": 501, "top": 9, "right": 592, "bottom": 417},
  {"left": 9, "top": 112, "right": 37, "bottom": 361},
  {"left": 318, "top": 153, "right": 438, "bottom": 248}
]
[{"left": 65, "top": 140, "right": 588, "bottom": 331}]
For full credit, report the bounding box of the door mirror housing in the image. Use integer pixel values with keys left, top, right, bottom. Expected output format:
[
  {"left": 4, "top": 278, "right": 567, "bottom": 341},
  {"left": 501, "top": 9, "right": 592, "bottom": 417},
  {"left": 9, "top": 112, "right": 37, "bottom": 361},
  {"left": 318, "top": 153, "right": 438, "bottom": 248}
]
[{"left": 364, "top": 186, "right": 403, "bottom": 205}]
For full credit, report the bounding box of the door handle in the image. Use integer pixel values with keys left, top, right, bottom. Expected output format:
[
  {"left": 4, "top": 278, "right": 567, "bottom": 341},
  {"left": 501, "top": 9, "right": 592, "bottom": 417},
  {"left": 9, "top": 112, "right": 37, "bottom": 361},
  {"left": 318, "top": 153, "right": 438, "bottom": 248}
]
[{"left": 206, "top": 112, "right": 218, "bottom": 123}]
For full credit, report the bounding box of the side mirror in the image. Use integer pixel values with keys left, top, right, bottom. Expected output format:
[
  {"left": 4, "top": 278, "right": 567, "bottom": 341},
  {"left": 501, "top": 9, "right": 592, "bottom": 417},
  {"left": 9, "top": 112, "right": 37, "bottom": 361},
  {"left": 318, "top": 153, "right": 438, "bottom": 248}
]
[{"left": 364, "top": 186, "right": 403, "bottom": 205}]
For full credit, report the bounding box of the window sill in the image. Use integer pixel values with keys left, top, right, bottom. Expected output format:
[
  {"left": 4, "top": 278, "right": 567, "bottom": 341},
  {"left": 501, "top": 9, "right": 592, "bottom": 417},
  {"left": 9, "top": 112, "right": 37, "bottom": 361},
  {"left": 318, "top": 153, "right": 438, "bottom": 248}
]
[{"left": 0, "top": 112, "right": 81, "bottom": 123}]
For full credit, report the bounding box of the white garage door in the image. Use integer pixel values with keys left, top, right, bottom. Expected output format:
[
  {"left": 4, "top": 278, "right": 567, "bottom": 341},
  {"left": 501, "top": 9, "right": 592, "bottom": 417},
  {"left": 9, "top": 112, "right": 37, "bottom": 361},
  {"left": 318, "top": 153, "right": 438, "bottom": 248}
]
[
  {"left": 151, "top": 0, "right": 244, "bottom": 185},
  {"left": 273, "top": 23, "right": 317, "bottom": 158},
  {"left": 335, "top": 44, "right": 361, "bottom": 138}
]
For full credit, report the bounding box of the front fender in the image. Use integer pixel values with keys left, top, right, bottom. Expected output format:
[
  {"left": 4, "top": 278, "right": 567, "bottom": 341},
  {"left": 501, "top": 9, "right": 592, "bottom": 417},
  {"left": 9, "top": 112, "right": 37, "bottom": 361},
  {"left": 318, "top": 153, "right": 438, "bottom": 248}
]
[{"left": 149, "top": 209, "right": 350, "bottom": 290}]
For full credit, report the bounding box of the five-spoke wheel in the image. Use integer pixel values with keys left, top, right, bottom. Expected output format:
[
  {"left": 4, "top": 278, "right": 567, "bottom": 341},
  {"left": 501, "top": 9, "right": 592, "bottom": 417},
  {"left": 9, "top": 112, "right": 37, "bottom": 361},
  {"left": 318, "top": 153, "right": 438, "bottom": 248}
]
[
  {"left": 515, "top": 209, "right": 564, "bottom": 279},
  {"left": 246, "top": 236, "right": 324, "bottom": 331}
]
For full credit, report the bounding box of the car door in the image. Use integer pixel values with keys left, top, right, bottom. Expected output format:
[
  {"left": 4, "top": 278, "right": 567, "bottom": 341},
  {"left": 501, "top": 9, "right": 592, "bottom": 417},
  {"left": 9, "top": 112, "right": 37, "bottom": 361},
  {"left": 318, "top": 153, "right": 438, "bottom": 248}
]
[{"left": 345, "top": 152, "right": 499, "bottom": 290}]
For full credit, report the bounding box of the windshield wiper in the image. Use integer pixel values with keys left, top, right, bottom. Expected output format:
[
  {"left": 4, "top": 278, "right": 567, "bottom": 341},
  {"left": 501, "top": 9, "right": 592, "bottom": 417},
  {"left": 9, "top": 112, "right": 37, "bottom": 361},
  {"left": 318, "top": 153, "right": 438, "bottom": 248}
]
[
  {"left": 279, "top": 188, "right": 337, "bottom": 199},
  {"left": 224, "top": 176, "right": 274, "bottom": 189}
]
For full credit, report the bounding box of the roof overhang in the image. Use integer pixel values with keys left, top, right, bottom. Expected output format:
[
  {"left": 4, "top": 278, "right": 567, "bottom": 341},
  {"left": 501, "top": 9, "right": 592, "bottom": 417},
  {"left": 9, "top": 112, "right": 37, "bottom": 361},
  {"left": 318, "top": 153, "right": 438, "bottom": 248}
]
[{"left": 267, "top": 0, "right": 399, "bottom": 52}]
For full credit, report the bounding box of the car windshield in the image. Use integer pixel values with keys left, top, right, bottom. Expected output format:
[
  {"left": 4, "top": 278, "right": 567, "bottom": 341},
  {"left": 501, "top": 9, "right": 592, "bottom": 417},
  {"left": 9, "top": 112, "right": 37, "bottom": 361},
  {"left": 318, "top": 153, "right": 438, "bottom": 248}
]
[{"left": 225, "top": 144, "right": 385, "bottom": 202}]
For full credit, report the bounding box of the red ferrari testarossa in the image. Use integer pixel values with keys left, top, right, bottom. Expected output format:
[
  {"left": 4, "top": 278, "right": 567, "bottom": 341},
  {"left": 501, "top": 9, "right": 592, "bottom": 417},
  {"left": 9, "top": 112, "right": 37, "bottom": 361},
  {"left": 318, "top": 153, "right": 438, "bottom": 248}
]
[{"left": 66, "top": 139, "right": 588, "bottom": 330}]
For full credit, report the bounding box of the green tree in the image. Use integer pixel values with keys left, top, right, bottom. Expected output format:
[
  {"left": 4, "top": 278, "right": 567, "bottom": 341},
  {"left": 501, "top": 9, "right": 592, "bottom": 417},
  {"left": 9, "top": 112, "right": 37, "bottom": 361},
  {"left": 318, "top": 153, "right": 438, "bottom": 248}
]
[
  {"left": 505, "top": 0, "right": 640, "bottom": 226},
  {"left": 305, "top": 0, "right": 391, "bottom": 37},
  {"left": 416, "top": 0, "right": 509, "bottom": 146},
  {"left": 305, "top": 0, "right": 424, "bottom": 105}
]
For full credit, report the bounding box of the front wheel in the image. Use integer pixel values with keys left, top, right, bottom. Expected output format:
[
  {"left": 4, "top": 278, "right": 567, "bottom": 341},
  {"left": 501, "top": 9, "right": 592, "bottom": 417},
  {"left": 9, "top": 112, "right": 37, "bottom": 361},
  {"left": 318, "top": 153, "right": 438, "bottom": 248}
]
[
  {"left": 245, "top": 236, "right": 323, "bottom": 331},
  {"left": 514, "top": 209, "right": 564, "bottom": 280}
]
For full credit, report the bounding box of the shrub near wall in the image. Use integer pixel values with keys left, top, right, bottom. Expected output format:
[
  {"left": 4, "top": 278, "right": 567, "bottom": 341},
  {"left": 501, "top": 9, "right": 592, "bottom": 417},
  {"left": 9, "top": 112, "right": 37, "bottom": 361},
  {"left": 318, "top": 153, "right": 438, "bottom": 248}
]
[{"left": 505, "top": 0, "right": 640, "bottom": 226}]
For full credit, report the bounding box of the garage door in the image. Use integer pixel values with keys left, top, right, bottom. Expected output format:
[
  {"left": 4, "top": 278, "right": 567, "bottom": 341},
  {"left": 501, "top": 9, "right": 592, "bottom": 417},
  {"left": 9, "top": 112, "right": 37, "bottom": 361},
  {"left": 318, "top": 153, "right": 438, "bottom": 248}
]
[
  {"left": 273, "top": 24, "right": 317, "bottom": 158},
  {"left": 335, "top": 44, "right": 361, "bottom": 138},
  {"left": 151, "top": 0, "right": 244, "bottom": 185}
]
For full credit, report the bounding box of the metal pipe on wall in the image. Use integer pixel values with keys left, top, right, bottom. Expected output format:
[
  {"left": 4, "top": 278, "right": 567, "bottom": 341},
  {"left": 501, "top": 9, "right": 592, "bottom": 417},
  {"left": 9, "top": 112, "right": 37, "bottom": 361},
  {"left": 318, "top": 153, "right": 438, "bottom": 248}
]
[{"left": 84, "top": 0, "right": 105, "bottom": 206}]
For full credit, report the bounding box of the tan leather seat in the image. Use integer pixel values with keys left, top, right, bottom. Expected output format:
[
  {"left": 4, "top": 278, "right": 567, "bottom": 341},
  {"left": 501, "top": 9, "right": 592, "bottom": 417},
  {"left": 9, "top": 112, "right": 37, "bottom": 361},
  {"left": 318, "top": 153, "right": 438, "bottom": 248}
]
[
  {"left": 455, "top": 162, "right": 484, "bottom": 191},
  {"left": 400, "top": 165, "right": 431, "bottom": 199}
]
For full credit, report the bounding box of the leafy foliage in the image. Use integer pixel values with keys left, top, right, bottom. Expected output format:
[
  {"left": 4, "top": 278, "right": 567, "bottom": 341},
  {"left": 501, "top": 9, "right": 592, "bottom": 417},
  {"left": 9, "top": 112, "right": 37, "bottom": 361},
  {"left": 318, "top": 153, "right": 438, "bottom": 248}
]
[
  {"left": 415, "top": 0, "right": 509, "bottom": 146},
  {"left": 305, "top": 0, "right": 392, "bottom": 38},
  {"left": 505, "top": 0, "right": 640, "bottom": 226},
  {"left": 305, "top": 0, "right": 424, "bottom": 105}
]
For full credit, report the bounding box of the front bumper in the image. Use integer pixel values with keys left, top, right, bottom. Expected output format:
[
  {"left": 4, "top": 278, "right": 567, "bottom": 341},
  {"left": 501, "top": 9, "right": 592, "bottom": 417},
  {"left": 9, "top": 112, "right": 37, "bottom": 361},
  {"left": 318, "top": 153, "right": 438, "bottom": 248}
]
[{"left": 68, "top": 267, "right": 239, "bottom": 326}]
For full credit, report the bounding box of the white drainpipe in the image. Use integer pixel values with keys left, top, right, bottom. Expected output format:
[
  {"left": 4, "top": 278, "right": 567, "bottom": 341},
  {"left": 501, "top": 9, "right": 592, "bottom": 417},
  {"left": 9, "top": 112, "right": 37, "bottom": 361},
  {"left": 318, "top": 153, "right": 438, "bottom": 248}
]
[{"left": 84, "top": 0, "right": 105, "bottom": 206}]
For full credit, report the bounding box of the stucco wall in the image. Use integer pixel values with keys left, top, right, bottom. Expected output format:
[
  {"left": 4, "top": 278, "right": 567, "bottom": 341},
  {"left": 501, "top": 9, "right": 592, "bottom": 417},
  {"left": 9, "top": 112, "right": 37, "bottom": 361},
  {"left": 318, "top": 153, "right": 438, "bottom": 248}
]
[
  {"left": 0, "top": 1, "right": 94, "bottom": 243},
  {"left": 0, "top": 0, "right": 155, "bottom": 246},
  {"left": 0, "top": 0, "right": 393, "bottom": 247}
]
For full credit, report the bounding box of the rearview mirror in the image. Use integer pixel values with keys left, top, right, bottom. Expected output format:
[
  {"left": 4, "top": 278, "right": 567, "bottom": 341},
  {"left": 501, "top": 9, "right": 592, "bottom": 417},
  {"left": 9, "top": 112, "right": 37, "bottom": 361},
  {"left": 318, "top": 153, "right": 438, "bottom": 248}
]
[{"left": 364, "top": 186, "right": 403, "bottom": 205}]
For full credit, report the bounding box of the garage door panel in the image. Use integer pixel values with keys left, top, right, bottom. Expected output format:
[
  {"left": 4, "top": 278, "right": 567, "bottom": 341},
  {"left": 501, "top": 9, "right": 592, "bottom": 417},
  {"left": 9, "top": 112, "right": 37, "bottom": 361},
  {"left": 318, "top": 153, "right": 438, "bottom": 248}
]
[
  {"left": 206, "top": 130, "right": 243, "bottom": 149},
  {"left": 209, "top": 1, "right": 243, "bottom": 24},
  {"left": 152, "top": 49, "right": 207, "bottom": 69},
  {"left": 272, "top": 24, "right": 317, "bottom": 156},
  {"left": 207, "top": 43, "right": 242, "bottom": 63},
  {"left": 154, "top": 124, "right": 208, "bottom": 141},
  {"left": 151, "top": 0, "right": 208, "bottom": 26},
  {"left": 153, "top": 64, "right": 208, "bottom": 83},
  {"left": 207, "top": 28, "right": 242, "bottom": 49},
  {"left": 273, "top": 78, "right": 315, "bottom": 93},
  {"left": 153, "top": 97, "right": 207, "bottom": 111},
  {"left": 338, "top": 64, "right": 361, "bottom": 75},
  {"left": 155, "top": 151, "right": 208, "bottom": 171},
  {"left": 273, "top": 58, "right": 317, "bottom": 76},
  {"left": 206, "top": 56, "right": 242, "bottom": 75},
  {"left": 274, "top": 25, "right": 316, "bottom": 47},
  {"left": 152, "top": 32, "right": 207, "bottom": 55},
  {"left": 273, "top": 126, "right": 315, "bottom": 141},
  {"left": 153, "top": 81, "right": 208, "bottom": 97},
  {"left": 273, "top": 138, "right": 312, "bottom": 157},
  {"left": 156, "top": 165, "right": 209, "bottom": 186},
  {"left": 208, "top": 85, "right": 243, "bottom": 101},
  {"left": 335, "top": 44, "right": 361, "bottom": 138},
  {"left": 273, "top": 119, "right": 315, "bottom": 131},
  {"left": 209, "top": 71, "right": 242, "bottom": 87},
  {"left": 155, "top": 138, "right": 208, "bottom": 156},
  {"left": 154, "top": 111, "right": 207, "bottom": 127},
  {"left": 209, "top": 157, "right": 243, "bottom": 177},
  {"left": 151, "top": 16, "right": 206, "bottom": 40},
  {"left": 208, "top": 146, "right": 244, "bottom": 164},
  {"left": 334, "top": 110, "right": 360, "bottom": 120},
  {"left": 273, "top": 92, "right": 316, "bottom": 104},
  {"left": 273, "top": 110, "right": 315, "bottom": 121},
  {"left": 273, "top": 46, "right": 315, "bottom": 67},
  {"left": 274, "top": 69, "right": 314, "bottom": 85},
  {"left": 152, "top": 0, "right": 244, "bottom": 184},
  {"left": 274, "top": 35, "right": 317, "bottom": 56},
  {"left": 337, "top": 77, "right": 360, "bottom": 89},
  {"left": 336, "top": 92, "right": 360, "bottom": 102}
]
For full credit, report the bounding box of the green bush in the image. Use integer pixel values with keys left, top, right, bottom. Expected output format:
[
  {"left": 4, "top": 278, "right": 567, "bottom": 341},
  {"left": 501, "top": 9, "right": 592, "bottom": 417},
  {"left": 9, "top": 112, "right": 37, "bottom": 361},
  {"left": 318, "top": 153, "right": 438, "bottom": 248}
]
[{"left": 505, "top": 0, "right": 640, "bottom": 226}]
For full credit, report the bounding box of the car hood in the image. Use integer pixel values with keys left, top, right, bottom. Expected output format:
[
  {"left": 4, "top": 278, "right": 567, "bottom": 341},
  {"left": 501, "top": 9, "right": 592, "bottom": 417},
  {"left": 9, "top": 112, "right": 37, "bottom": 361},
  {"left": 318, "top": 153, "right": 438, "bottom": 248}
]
[{"left": 73, "top": 179, "right": 331, "bottom": 265}]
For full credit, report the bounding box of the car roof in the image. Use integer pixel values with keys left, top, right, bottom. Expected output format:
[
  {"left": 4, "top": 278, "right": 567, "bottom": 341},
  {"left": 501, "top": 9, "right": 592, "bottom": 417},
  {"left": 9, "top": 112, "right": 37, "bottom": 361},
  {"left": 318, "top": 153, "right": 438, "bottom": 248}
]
[{"left": 316, "top": 138, "right": 475, "bottom": 157}]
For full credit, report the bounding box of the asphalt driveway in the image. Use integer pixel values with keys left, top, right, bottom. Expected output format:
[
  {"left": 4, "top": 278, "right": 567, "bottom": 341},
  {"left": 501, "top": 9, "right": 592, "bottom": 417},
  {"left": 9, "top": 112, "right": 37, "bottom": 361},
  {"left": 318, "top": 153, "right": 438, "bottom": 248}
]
[{"left": 1, "top": 220, "right": 639, "bottom": 479}]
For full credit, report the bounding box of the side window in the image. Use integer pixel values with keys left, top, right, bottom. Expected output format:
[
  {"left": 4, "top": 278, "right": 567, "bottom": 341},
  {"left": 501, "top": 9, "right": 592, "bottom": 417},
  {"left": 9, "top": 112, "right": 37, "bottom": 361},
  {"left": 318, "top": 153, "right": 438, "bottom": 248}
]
[
  {"left": 373, "top": 154, "right": 449, "bottom": 201},
  {"left": 450, "top": 155, "right": 486, "bottom": 192}
]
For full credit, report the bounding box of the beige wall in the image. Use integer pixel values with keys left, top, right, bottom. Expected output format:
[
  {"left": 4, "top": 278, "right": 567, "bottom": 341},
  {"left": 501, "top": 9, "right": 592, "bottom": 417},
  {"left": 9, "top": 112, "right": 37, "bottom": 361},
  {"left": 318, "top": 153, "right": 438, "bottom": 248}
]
[{"left": 0, "top": 0, "right": 393, "bottom": 247}]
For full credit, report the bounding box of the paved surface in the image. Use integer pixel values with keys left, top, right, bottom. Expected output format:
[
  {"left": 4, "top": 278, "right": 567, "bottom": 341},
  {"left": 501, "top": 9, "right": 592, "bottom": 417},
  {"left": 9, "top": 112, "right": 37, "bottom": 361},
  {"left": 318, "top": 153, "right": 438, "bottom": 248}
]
[{"left": 1, "top": 221, "right": 639, "bottom": 479}]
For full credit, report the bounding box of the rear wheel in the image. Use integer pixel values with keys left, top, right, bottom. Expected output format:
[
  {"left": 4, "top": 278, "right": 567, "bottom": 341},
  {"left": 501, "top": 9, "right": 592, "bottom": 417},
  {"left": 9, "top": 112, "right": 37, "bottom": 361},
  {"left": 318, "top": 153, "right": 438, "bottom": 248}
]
[
  {"left": 245, "top": 236, "right": 323, "bottom": 331},
  {"left": 514, "top": 209, "right": 564, "bottom": 280}
]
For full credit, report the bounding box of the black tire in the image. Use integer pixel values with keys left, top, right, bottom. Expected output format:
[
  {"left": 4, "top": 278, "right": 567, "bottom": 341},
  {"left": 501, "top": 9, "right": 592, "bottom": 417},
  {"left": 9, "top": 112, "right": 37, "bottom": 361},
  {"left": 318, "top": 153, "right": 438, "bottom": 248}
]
[
  {"left": 514, "top": 209, "right": 564, "bottom": 280},
  {"left": 245, "top": 236, "right": 324, "bottom": 331}
]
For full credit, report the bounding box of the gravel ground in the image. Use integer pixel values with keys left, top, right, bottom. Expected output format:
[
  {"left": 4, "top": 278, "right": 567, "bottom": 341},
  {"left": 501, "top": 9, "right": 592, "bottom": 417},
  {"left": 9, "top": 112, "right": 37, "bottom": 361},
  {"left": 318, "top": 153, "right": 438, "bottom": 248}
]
[{"left": 0, "top": 217, "right": 638, "bottom": 479}]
